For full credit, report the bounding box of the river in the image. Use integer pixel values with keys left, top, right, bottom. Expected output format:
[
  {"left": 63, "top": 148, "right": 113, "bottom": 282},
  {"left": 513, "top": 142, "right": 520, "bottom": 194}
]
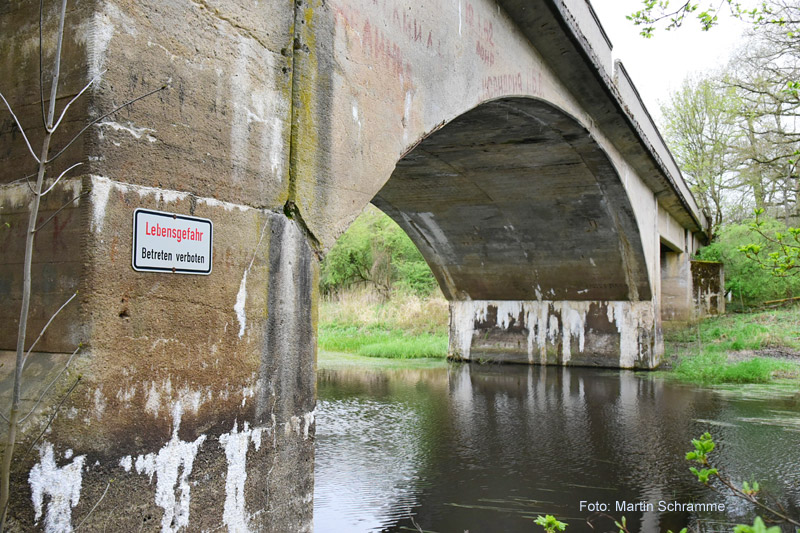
[{"left": 313, "top": 357, "right": 800, "bottom": 532}]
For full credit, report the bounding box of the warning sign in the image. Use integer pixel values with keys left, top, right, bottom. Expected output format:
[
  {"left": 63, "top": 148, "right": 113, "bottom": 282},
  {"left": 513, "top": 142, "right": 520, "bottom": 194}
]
[{"left": 132, "top": 208, "right": 213, "bottom": 275}]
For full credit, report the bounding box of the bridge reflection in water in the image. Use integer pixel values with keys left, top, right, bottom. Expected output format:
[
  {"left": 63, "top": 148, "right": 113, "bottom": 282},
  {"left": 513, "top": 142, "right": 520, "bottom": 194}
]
[{"left": 314, "top": 362, "right": 800, "bottom": 532}]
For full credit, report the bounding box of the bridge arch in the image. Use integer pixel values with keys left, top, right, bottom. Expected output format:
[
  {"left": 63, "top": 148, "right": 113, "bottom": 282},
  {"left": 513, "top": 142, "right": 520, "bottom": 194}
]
[
  {"left": 372, "top": 96, "right": 651, "bottom": 304},
  {"left": 331, "top": 96, "right": 660, "bottom": 369}
]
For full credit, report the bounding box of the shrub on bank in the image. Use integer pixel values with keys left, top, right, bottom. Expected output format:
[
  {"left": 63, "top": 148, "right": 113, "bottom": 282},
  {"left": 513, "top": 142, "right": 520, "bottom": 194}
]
[{"left": 697, "top": 219, "right": 800, "bottom": 308}]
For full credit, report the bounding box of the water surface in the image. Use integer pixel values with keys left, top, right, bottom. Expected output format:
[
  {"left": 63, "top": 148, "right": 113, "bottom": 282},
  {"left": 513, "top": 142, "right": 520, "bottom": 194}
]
[{"left": 314, "top": 358, "right": 800, "bottom": 532}]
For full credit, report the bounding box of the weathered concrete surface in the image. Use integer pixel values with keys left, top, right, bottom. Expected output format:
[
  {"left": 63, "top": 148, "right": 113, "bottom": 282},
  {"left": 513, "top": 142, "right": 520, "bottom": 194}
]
[
  {"left": 660, "top": 246, "right": 693, "bottom": 325},
  {"left": 450, "top": 300, "right": 658, "bottom": 369},
  {"left": 373, "top": 97, "right": 651, "bottom": 304},
  {"left": 1, "top": 0, "right": 712, "bottom": 529},
  {"left": 692, "top": 261, "right": 725, "bottom": 318},
  {"left": 2, "top": 184, "right": 316, "bottom": 532},
  {"left": 1, "top": 0, "right": 313, "bottom": 531}
]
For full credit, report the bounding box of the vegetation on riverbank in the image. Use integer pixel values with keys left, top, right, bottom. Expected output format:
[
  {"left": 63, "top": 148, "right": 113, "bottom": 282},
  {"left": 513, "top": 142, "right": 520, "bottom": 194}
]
[
  {"left": 319, "top": 208, "right": 800, "bottom": 380},
  {"left": 320, "top": 288, "right": 800, "bottom": 385},
  {"left": 318, "top": 289, "right": 449, "bottom": 359},
  {"left": 664, "top": 307, "right": 800, "bottom": 385}
]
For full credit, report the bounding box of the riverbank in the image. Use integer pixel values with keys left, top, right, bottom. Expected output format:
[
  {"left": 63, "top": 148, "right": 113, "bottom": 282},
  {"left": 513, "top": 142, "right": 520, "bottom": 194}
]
[
  {"left": 318, "top": 290, "right": 449, "bottom": 358},
  {"left": 663, "top": 306, "right": 800, "bottom": 385},
  {"left": 319, "top": 291, "right": 800, "bottom": 384}
]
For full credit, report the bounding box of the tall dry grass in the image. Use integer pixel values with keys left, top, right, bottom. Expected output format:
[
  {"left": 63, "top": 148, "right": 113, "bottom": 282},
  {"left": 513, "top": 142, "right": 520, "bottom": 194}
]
[{"left": 319, "top": 287, "right": 449, "bottom": 335}]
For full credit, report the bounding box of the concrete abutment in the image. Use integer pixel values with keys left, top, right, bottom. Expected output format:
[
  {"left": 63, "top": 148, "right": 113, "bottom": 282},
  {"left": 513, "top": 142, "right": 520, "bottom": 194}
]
[{"left": 449, "top": 300, "right": 659, "bottom": 369}]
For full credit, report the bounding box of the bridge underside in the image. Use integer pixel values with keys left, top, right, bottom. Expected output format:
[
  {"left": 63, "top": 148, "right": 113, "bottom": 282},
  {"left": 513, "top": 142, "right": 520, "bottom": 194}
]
[{"left": 373, "top": 98, "right": 659, "bottom": 368}]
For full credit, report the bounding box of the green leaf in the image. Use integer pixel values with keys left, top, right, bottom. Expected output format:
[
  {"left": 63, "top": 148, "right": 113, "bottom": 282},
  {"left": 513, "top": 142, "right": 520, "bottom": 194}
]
[
  {"left": 534, "top": 515, "right": 567, "bottom": 533},
  {"left": 733, "top": 516, "right": 782, "bottom": 533}
]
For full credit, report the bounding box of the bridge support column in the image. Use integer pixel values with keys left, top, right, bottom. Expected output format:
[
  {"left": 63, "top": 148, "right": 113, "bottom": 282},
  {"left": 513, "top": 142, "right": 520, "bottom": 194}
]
[
  {"left": 450, "top": 300, "right": 661, "bottom": 369},
  {"left": 0, "top": 0, "right": 318, "bottom": 528}
]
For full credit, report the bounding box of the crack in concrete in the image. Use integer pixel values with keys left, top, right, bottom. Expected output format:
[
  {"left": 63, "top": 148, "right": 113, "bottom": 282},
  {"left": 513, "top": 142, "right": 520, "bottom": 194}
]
[{"left": 188, "top": 0, "right": 270, "bottom": 50}]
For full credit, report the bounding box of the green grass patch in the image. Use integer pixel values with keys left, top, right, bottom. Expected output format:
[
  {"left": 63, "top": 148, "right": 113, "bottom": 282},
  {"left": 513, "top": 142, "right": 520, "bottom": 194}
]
[
  {"left": 664, "top": 306, "right": 800, "bottom": 385},
  {"left": 672, "top": 349, "right": 800, "bottom": 385},
  {"left": 664, "top": 307, "right": 800, "bottom": 352},
  {"left": 318, "top": 350, "right": 449, "bottom": 370},
  {"left": 318, "top": 323, "right": 448, "bottom": 359}
]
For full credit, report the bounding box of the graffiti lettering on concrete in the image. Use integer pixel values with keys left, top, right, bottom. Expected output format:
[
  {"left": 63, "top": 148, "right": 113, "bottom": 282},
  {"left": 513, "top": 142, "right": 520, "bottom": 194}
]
[
  {"left": 482, "top": 68, "right": 543, "bottom": 99},
  {"left": 476, "top": 41, "right": 494, "bottom": 66}
]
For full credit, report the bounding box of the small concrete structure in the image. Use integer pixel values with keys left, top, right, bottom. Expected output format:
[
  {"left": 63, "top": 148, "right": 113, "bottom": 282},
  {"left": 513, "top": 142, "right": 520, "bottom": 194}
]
[{"left": 0, "top": 0, "right": 721, "bottom": 530}]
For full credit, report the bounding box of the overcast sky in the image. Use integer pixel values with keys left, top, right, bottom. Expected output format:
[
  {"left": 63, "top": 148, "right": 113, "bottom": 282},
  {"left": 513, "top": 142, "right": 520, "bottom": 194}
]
[{"left": 589, "top": 1, "right": 751, "bottom": 123}]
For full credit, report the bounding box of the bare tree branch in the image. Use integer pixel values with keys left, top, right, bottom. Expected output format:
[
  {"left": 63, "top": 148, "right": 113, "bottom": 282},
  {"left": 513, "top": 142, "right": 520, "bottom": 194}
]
[
  {"left": 47, "top": 84, "right": 167, "bottom": 163},
  {"left": 40, "top": 161, "right": 82, "bottom": 197},
  {"left": 35, "top": 190, "right": 90, "bottom": 233},
  {"left": 74, "top": 481, "right": 111, "bottom": 531},
  {"left": 22, "top": 292, "right": 77, "bottom": 369},
  {"left": 50, "top": 70, "right": 106, "bottom": 133},
  {"left": 23, "top": 376, "right": 81, "bottom": 458},
  {"left": 18, "top": 344, "right": 81, "bottom": 424},
  {"left": 0, "top": 90, "right": 41, "bottom": 163}
]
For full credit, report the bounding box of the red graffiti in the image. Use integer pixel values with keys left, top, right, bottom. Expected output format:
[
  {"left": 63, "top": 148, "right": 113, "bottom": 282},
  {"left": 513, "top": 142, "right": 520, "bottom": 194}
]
[
  {"left": 525, "top": 69, "right": 543, "bottom": 96},
  {"left": 476, "top": 41, "right": 494, "bottom": 66},
  {"left": 482, "top": 72, "right": 524, "bottom": 98},
  {"left": 51, "top": 212, "right": 72, "bottom": 251},
  {"left": 363, "top": 20, "right": 406, "bottom": 78}
]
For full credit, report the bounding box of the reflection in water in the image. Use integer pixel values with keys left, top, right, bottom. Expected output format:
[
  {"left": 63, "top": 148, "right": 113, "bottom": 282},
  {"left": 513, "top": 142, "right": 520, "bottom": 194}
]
[{"left": 314, "top": 363, "right": 800, "bottom": 532}]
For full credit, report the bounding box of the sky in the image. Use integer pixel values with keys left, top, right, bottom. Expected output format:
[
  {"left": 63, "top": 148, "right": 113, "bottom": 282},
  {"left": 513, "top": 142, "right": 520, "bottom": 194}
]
[{"left": 589, "top": 1, "right": 752, "bottom": 123}]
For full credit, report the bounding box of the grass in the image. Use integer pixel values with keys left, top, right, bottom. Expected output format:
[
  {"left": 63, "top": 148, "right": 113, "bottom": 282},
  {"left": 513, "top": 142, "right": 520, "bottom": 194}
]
[
  {"left": 318, "top": 324, "right": 448, "bottom": 359},
  {"left": 665, "top": 306, "right": 800, "bottom": 385},
  {"left": 317, "top": 350, "right": 449, "bottom": 370},
  {"left": 321, "top": 289, "right": 800, "bottom": 385},
  {"left": 671, "top": 349, "right": 799, "bottom": 384},
  {"left": 319, "top": 288, "right": 449, "bottom": 359},
  {"left": 665, "top": 307, "right": 800, "bottom": 350}
]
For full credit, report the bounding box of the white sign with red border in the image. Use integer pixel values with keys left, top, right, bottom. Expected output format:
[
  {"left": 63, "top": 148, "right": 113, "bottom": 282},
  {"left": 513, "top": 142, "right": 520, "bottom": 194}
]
[{"left": 132, "top": 208, "right": 213, "bottom": 275}]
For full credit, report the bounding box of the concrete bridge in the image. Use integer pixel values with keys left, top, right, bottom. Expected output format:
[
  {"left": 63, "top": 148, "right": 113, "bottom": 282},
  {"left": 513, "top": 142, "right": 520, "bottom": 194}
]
[{"left": 0, "top": 0, "right": 720, "bottom": 530}]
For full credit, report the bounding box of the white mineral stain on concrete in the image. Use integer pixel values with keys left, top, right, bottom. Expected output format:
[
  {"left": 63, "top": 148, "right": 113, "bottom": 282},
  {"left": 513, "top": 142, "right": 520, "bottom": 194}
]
[
  {"left": 29, "top": 443, "right": 85, "bottom": 533},
  {"left": 450, "top": 300, "right": 654, "bottom": 367},
  {"left": 302, "top": 411, "right": 315, "bottom": 440},
  {"left": 90, "top": 176, "right": 112, "bottom": 233},
  {"left": 241, "top": 384, "right": 255, "bottom": 407},
  {"left": 116, "top": 385, "right": 137, "bottom": 406},
  {"left": 229, "top": 37, "right": 286, "bottom": 185},
  {"left": 235, "top": 271, "right": 249, "bottom": 338},
  {"left": 81, "top": 8, "right": 114, "bottom": 80},
  {"left": 219, "top": 421, "right": 265, "bottom": 533},
  {"left": 134, "top": 401, "right": 206, "bottom": 533},
  {"left": 196, "top": 196, "right": 250, "bottom": 212},
  {"left": 609, "top": 301, "right": 649, "bottom": 369},
  {"left": 92, "top": 388, "right": 107, "bottom": 419},
  {"left": 144, "top": 378, "right": 212, "bottom": 419},
  {"left": 90, "top": 176, "right": 254, "bottom": 233},
  {"left": 234, "top": 219, "right": 269, "bottom": 340},
  {"left": 145, "top": 380, "right": 163, "bottom": 416},
  {"left": 283, "top": 412, "right": 315, "bottom": 440},
  {"left": 96, "top": 121, "right": 158, "bottom": 143}
]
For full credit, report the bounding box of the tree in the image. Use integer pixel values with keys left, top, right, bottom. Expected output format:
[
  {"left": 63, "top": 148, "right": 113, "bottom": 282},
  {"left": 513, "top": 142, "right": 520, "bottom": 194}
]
[
  {"left": 319, "top": 205, "right": 437, "bottom": 298},
  {"left": 661, "top": 75, "right": 742, "bottom": 237},
  {"left": 628, "top": 0, "right": 773, "bottom": 37},
  {"left": 739, "top": 208, "right": 800, "bottom": 275},
  {"left": 636, "top": 0, "right": 800, "bottom": 274}
]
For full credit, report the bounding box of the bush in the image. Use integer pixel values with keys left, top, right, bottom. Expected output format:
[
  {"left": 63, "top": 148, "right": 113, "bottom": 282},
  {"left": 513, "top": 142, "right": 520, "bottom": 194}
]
[
  {"left": 320, "top": 205, "right": 438, "bottom": 297},
  {"left": 697, "top": 217, "right": 800, "bottom": 308}
]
